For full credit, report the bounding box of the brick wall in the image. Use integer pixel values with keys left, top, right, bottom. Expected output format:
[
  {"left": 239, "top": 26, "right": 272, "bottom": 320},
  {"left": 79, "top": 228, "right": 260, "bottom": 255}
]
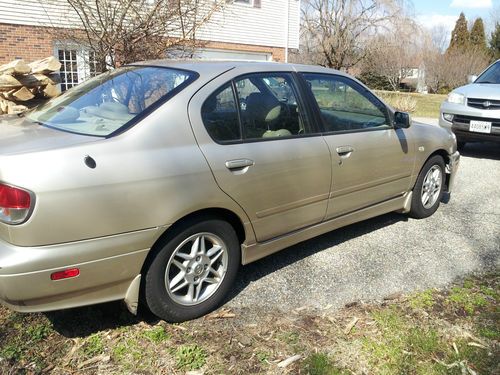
[
  {"left": 0, "top": 22, "right": 286, "bottom": 65},
  {"left": 0, "top": 23, "right": 55, "bottom": 63}
]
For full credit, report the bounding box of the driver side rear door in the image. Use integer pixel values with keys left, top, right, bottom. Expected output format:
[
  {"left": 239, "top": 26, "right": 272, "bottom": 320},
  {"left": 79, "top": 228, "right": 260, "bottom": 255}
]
[{"left": 189, "top": 71, "right": 332, "bottom": 242}]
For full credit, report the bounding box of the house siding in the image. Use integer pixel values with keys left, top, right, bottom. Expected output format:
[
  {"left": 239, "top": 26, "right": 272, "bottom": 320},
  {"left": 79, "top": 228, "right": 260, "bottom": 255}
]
[
  {"left": 196, "top": 1, "right": 300, "bottom": 49},
  {"left": 0, "top": 0, "right": 299, "bottom": 49}
]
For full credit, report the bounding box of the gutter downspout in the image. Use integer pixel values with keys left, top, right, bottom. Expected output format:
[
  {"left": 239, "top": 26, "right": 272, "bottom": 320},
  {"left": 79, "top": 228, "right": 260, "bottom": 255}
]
[{"left": 285, "top": 0, "right": 289, "bottom": 63}]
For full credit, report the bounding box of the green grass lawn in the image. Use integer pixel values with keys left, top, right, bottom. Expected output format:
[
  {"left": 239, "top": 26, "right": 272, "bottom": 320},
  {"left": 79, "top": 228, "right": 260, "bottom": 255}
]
[
  {"left": 0, "top": 273, "right": 498, "bottom": 374},
  {"left": 375, "top": 90, "right": 447, "bottom": 118}
]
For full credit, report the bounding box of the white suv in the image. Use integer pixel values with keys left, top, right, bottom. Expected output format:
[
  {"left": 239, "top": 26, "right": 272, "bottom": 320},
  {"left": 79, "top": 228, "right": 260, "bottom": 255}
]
[{"left": 440, "top": 60, "right": 500, "bottom": 150}]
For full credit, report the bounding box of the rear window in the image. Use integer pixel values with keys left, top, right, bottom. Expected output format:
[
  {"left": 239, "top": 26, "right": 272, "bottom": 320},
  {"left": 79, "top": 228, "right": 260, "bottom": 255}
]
[{"left": 27, "top": 66, "right": 196, "bottom": 137}]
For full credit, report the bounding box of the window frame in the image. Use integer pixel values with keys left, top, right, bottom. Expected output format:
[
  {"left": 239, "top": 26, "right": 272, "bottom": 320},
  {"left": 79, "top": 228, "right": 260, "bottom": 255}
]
[
  {"left": 54, "top": 44, "right": 100, "bottom": 92},
  {"left": 200, "top": 71, "right": 322, "bottom": 145},
  {"left": 298, "top": 72, "right": 394, "bottom": 135},
  {"left": 234, "top": 0, "right": 254, "bottom": 6}
]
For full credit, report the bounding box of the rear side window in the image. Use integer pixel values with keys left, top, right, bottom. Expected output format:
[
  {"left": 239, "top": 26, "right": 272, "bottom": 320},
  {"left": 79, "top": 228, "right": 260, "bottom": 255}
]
[
  {"left": 302, "top": 73, "right": 390, "bottom": 132},
  {"left": 201, "top": 83, "right": 241, "bottom": 142},
  {"left": 201, "top": 72, "right": 312, "bottom": 143},
  {"left": 235, "top": 73, "right": 311, "bottom": 139}
]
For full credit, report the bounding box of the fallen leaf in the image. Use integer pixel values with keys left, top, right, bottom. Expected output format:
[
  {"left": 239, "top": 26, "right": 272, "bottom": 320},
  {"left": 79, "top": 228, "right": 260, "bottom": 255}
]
[
  {"left": 294, "top": 306, "right": 308, "bottom": 313},
  {"left": 384, "top": 292, "right": 402, "bottom": 301},
  {"left": 344, "top": 317, "right": 359, "bottom": 335},
  {"left": 186, "top": 370, "right": 204, "bottom": 375},
  {"left": 173, "top": 324, "right": 187, "bottom": 331}
]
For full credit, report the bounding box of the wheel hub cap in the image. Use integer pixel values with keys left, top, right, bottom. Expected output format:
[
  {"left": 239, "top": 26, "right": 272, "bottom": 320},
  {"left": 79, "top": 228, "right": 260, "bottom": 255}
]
[
  {"left": 420, "top": 165, "right": 442, "bottom": 209},
  {"left": 165, "top": 233, "right": 228, "bottom": 306}
]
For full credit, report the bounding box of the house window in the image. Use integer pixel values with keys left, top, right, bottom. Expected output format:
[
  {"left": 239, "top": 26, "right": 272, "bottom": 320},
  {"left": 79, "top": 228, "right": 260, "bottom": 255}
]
[
  {"left": 234, "top": 0, "right": 261, "bottom": 7},
  {"left": 56, "top": 47, "right": 99, "bottom": 91}
]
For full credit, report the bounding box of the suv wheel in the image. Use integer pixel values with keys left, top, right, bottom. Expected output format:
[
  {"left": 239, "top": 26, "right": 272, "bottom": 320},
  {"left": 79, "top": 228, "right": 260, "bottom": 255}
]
[
  {"left": 144, "top": 219, "right": 240, "bottom": 322},
  {"left": 409, "top": 155, "right": 445, "bottom": 219}
]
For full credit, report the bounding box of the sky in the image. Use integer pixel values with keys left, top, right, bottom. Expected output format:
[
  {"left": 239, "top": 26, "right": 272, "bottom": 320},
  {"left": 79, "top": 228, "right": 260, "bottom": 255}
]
[{"left": 414, "top": 0, "right": 499, "bottom": 38}]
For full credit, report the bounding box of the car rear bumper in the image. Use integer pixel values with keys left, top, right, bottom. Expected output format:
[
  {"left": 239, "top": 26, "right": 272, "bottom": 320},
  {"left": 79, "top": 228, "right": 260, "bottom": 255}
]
[{"left": 0, "top": 228, "right": 164, "bottom": 313}]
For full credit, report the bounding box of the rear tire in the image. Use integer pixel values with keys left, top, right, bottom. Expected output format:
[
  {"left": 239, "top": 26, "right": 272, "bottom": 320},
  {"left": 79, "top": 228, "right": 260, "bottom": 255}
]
[
  {"left": 144, "top": 218, "right": 240, "bottom": 322},
  {"left": 408, "top": 155, "right": 445, "bottom": 219}
]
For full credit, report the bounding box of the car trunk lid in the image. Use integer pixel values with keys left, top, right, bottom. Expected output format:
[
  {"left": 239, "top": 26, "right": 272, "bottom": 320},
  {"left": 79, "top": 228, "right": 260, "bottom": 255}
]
[{"left": 0, "top": 114, "right": 101, "bottom": 156}]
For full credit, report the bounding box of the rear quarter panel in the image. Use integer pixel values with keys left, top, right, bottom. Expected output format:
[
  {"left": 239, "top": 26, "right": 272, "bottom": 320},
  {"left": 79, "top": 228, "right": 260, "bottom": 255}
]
[{"left": 1, "top": 93, "right": 252, "bottom": 247}]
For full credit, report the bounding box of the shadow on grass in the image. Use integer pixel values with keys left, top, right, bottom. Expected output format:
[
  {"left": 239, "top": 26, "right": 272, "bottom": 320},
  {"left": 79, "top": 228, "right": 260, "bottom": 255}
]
[
  {"left": 45, "top": 212, "right": 408, "bottom": 338},
  {"left": 44, "top": 301, "right": 159, "bottom": 338}
]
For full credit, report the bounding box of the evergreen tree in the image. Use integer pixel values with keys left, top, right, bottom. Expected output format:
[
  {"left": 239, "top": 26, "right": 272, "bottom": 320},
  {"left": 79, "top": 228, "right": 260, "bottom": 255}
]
[
  {"left": 448, "top": 12, "right": 469, "bottom": 52},
  {"left": 470, "top": 18, "right": 487, "bottom": 52},
  {"left": 491, "top": 23, "right": 500, "bottom": 60}
]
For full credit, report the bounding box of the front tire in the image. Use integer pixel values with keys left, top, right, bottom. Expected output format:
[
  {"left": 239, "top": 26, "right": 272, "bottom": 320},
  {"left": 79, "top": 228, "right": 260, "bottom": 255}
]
[
  {"left": 408, "top": 155, "right": 445, "bottom": 219},
  {"left": 144, "top": 218, "right": 240, "bottom": 322}
]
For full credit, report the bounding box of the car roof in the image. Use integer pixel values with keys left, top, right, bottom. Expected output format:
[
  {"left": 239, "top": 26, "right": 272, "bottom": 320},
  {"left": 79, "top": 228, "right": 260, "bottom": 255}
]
[{"left": 129, "top": 59, "right": 345, "bottom": 77}]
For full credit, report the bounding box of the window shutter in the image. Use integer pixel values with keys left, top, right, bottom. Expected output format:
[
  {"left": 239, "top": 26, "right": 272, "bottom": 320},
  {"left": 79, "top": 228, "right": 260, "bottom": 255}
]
[{"left": 253, "top": 0, "right": 261, "bottom": 8}]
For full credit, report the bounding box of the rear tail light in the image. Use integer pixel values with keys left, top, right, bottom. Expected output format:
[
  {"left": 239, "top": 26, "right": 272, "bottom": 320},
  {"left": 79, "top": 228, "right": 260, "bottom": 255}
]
[{"left": 0, "top": 183, "right": 34, "bottom": 224}]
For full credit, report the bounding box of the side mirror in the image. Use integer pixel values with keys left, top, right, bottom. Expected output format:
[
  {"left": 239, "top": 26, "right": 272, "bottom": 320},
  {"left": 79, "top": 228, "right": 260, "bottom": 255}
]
[
  {"left": 467, "top": 75, "right": 477, "bottom": 83},
  {"left": 394, "top": 111, "right": 411, "bottom": 129}
]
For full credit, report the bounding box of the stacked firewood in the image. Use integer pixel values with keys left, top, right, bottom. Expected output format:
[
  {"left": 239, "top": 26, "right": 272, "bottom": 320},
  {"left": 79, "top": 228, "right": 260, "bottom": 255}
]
[{"left": 0, "top": 57, "right": 62, "bottom": 115}]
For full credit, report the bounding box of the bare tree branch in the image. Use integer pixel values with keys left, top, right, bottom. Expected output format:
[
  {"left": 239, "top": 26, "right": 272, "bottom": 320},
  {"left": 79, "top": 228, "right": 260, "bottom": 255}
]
[
  {"left": 47, "top": 0, "right": 226, "bottom": 71},
  {"left": 296, "top": 0, "right": 409, "bottom": 71}
]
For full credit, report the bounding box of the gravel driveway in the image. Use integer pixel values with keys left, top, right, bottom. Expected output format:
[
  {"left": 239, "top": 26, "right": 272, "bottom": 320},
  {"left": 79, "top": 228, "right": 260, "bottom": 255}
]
[{"left": 227, "top": 141, "right": 500, "bottom": 313}]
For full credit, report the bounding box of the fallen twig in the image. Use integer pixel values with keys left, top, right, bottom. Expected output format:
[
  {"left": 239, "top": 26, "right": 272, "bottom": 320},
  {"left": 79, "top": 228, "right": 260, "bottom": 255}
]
[
  {"left": 277, "top": 354, "right": 302, "bottom": 368},
  {"left": 206, "top": 308, "right": 236, "bottom": 319}
]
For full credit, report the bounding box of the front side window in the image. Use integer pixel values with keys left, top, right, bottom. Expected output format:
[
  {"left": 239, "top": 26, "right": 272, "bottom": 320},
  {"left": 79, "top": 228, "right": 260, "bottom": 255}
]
[
  {"left": 475, "top": 61, "right": 500, "bottom": 84},
  {"left": 27, "top": 66, "right": 196, "bottom": 137},
  {"left": 302, "top": 73, "right": 390, "bottom": 132}
]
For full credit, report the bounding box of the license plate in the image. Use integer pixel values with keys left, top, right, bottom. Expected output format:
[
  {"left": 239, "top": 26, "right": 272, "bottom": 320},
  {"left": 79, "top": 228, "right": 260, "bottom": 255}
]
[{"left": 469, "top": 120, "right": 492, "bottom": 133}]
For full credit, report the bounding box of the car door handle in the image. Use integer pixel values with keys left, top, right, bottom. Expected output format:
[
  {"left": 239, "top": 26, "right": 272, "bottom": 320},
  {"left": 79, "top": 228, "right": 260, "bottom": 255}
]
[
  {"left": 335, "top": 146, "right": 354, "bottom": 157},
  {"left": 225, "top": 159, "right": 255, "bottom": 170}
]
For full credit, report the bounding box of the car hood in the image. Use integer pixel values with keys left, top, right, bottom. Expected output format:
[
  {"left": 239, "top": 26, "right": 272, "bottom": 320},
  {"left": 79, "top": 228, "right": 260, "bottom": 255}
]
[
  {"left": 0, "top": 114, "right": 100, "bottom": 156},
  {"left": 454, "top": 83, "right": 500, "bottom": 99}
]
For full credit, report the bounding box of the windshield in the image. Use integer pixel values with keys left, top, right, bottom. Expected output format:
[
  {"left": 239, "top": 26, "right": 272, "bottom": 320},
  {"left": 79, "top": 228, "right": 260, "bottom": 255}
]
[
  {"left": 475, "top": 61, "right": 500, "bottom": 84},
  {"left": 27, "top": 66, "right": 196, "bottom": 137}
]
